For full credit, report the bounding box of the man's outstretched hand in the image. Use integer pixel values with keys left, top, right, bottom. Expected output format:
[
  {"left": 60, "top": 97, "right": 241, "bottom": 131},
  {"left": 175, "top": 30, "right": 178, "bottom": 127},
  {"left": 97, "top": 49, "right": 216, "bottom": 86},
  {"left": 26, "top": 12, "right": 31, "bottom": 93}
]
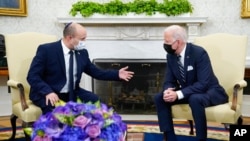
[{"left": 119, "top": 66, "right": 134, "bottom": 81}]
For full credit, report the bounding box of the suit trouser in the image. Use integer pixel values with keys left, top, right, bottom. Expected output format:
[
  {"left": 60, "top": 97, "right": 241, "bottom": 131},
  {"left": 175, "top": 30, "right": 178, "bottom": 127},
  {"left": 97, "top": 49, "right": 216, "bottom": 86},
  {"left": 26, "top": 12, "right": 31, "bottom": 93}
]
[
  {"left": 154, "top": 92, "right": 210, "bottom": 140},
  {"left": 33, "top": 88, "right": 99, "bottom": 115}
]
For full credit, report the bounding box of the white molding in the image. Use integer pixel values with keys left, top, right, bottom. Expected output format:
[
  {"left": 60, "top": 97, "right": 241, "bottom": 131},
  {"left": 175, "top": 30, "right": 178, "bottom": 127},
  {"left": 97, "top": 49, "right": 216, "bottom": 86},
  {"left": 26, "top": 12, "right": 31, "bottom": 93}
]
[
  {"left": 57, "top": 17, "right": 208, "bottom": 41},
  {"left": 57, "top": 17, "right": 208, "bottom": 25}
]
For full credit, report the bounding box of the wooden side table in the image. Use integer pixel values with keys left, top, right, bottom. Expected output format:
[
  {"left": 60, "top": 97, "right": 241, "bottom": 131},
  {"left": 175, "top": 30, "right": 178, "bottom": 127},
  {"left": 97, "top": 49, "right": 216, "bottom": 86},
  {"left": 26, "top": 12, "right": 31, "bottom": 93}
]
[
  {"left": 244, "top": 68, "right": 250, "bottom": 95},
  {"left": 0, "top": 67, "right": 9, "bottom": 92},
  {"left": 0, "top": 67, "right": 8, "bottom": 76},
  {"left": 245, "top": 68, "right": 250, "bottom": 78}
]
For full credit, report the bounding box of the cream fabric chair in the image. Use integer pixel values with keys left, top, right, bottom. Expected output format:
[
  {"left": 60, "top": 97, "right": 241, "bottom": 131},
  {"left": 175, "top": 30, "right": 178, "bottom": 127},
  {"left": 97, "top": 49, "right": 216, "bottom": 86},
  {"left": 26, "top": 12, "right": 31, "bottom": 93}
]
[
  {"left": 5, "top": 32, "right": 57, "bottom": 140},
  {"left": 172, "top": 33, "right": 248, "bottom": 134}
]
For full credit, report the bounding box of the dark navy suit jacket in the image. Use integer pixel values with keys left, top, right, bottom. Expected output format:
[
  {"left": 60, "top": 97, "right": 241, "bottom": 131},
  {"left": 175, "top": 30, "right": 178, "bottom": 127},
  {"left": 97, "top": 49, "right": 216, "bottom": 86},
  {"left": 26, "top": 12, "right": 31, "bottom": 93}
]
[
  {"left": 27, "top": 40, "right": 120, "bottom": 103},
  {"left": 163, "top": 43, "right": 228, "bottom": 105}
]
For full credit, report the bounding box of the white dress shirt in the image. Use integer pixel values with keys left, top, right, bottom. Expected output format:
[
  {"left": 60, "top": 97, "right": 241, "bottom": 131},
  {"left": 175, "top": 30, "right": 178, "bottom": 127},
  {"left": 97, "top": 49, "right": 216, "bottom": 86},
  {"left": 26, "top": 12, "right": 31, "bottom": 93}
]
[{"left": 60, "top": 40, "right": 77, "bottom": 93}]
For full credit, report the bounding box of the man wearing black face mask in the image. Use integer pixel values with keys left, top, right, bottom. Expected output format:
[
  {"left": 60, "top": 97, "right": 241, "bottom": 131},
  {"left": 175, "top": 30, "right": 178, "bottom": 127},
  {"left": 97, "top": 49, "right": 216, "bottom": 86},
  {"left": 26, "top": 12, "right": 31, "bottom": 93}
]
[
  {"left": 154, "top": 25, "right": 228, "bottom": 141},
  {"left": 163, "top": 41, "right": 177, "bottom": 55}
]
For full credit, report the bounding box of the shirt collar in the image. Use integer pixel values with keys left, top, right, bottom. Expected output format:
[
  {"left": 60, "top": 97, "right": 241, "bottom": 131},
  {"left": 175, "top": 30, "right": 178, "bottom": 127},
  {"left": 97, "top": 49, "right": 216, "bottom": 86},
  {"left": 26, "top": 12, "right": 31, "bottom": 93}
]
[
  {"left": 61, "top": 39, "right": 71, "bottom": 55},
  {"left": 179, "top": 44, "right": 186, "bottom": 58}
]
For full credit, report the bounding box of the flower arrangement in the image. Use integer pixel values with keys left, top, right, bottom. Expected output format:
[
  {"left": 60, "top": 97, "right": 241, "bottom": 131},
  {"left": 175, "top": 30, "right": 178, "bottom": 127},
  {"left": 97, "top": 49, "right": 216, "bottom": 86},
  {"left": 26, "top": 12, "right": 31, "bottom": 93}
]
[{"left": 25, "top": 100, "right": 127, "bottom": 141}]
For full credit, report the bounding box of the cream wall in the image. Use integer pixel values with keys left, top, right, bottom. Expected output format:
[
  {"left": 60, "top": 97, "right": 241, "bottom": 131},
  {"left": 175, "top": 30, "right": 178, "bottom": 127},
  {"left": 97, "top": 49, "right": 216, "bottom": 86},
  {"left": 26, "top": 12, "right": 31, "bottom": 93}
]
[{"left": 0, "top": 0, "right": 250, "bottom": 56}]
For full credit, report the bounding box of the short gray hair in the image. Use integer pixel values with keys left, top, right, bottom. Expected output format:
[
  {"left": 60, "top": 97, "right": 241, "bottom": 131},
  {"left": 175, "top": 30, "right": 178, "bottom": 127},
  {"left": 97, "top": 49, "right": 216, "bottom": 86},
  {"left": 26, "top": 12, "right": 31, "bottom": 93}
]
[{"left": 164, "top": 25, "right": 187, "bottom": 42}]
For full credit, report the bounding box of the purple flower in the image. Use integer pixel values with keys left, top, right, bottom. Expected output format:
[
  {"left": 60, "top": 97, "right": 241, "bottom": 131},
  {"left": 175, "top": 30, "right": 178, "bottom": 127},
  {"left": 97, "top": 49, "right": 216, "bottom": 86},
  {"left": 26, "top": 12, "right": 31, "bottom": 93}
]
[
  {"left": 30, "top": 100, "right": 127, "bottom": 141},
  {"left": 73, "top": 115, "right": 91, "bottom": 128},
  {"left": 44, "top": 124, "right": 66, "bottom": 138},
  {"left": 85, "top": 124, "right": 101, "bottom": 138},
  {"left": 54, "top": 126, "right": 87, "bottom": 141},
  {"left": 33, "top": 135, "right": 52, "bottom": 141}
]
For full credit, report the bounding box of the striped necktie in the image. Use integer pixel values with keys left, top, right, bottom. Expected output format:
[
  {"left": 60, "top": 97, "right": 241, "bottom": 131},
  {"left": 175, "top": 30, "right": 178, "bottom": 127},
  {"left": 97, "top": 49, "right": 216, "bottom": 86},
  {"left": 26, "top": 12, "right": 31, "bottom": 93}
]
[{"left": 177, "top": 55, "right": 185, "bottom": 83}]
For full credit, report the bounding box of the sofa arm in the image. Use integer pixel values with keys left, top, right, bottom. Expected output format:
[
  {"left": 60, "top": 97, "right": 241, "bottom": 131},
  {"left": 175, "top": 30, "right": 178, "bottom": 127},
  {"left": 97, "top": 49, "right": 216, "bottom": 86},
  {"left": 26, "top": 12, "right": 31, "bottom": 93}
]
[
  {"left": 231, "top": 80, "right": 247, "bottom": 111},
  {"left": 7, "top": 79, "right": 29, "bottom": 111}
]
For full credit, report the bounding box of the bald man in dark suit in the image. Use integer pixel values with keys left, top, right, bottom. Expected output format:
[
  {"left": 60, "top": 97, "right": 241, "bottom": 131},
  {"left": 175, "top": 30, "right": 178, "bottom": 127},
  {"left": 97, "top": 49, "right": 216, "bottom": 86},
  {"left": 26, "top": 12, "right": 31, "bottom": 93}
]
[{"left": 27, "top": 22, "right": 134, "bottom": 114}]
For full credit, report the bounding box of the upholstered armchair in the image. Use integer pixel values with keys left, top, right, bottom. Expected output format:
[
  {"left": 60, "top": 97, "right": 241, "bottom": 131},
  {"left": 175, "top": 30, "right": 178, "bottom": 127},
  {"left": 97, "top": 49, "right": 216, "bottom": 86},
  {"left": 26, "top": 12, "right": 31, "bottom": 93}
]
[
  {"left": 171, "top": 33, "right": 248, "bottom": 134},
  {"left": 4, "top": 32, "right": 57, "bottom": 140}
]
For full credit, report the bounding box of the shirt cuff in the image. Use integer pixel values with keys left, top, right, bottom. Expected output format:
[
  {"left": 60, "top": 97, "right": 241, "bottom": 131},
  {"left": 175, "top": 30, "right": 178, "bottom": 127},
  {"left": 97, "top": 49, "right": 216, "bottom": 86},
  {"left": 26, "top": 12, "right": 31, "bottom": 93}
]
[{"left": 176, "top": 90, "right": 184, "bottom": 100}]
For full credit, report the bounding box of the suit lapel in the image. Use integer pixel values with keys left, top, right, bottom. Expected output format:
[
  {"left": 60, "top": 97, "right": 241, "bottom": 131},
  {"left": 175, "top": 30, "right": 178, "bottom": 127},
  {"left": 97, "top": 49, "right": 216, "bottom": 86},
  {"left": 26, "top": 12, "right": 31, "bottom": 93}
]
[
  {"left": 184, "top": 43, "right": 192, "bottom": 83},
  {"left": 75, "top": 50, "right": 81, "bottom": 80},
  {"left": 55, "top": 42, "right": 67, "bottom": 76}
]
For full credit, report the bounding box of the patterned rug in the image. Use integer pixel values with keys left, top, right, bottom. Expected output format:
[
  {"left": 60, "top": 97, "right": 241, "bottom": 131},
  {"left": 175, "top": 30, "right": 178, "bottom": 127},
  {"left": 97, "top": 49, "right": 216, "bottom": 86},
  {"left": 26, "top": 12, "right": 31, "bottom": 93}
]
[
  {"left": 0, "top": 127, "right": 24, "bottom": 140},
  {"left": 0, "top": 121, "right": 229, "bottom": 141},
  {"left": 125, "top": 121, "right": 229, "bottom": 141}
]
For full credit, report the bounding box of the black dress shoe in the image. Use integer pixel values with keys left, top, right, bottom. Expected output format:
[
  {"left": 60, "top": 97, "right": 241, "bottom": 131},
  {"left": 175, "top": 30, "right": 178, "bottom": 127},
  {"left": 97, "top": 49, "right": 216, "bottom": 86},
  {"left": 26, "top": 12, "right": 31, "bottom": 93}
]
[
  {"left": 163, "top": 132, "right": 167, "bottom": 141},
  {"left": 163, "top": 131, "right": 177, "bottom": 141}
]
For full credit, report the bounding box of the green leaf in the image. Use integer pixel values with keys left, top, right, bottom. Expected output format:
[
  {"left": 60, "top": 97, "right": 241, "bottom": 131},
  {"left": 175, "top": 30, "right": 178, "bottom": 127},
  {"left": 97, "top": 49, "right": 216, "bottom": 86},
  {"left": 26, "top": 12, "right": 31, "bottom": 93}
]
[
  {"left": 55, "top": 99, "right": 66, "bottom": 107},
  {"left": 54, "top": 113, "right": 74, "bottom": 125},
  {"left": 77, "top": 97, "right": 82, "bottom": 103},
  {"left": 70, "top": 0, "right": 193, "bottom": 17},
  {"left": 23, "top": 127, "right": 33, "bottom": 136}
]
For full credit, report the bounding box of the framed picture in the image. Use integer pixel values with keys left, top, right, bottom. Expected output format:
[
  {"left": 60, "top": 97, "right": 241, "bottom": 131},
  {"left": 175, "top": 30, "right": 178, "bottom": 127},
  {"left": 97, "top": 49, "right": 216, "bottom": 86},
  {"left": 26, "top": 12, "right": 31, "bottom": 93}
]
[
  {"left": 241, "top": 0, "right": 250, "bottom": 18},
  {"left": 0, "top": 0, "right": 27, "bottom": 16}
]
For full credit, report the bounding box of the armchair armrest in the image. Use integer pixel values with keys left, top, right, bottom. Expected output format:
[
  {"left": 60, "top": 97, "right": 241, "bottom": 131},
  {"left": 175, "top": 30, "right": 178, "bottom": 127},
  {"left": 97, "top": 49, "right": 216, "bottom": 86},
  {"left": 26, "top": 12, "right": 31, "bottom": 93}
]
[
  {"left": 231, "top": 80, "right": 247, "bottom": 111},
  {"left": 7, "top": 79, "right": 29, "bottom": 111}
]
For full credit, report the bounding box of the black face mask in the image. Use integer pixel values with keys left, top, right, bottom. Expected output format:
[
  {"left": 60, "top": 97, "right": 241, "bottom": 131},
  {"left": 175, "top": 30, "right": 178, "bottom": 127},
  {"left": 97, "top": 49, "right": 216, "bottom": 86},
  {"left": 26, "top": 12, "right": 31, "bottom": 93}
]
[{"left": 163, "top": 44, "right": 176, "bottom": 55}]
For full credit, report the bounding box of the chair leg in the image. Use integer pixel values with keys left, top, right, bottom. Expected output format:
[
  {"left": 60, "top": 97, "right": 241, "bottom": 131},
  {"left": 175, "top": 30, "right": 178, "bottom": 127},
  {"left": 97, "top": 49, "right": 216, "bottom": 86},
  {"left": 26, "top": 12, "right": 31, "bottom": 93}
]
[
  {"left": 188, "top": 120, "right": 194, "bottom": 135},
  {"left": 22, "top": 121, "right": 33, "bottom": 141},
  {"left": 8, "top": 114, "right": 17, "bottom": 140},
  {"left": 24, "top": 132, "right": 31, "bottom": 141},
  {"left": 237, "top": 116, "right": 243, "bottom": 125},
  {"left": 223, "top": 116, "right": 243, "bottom": 130},
  {"left": 223, "top": 123, "right": 230, "bottom": 130}
]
